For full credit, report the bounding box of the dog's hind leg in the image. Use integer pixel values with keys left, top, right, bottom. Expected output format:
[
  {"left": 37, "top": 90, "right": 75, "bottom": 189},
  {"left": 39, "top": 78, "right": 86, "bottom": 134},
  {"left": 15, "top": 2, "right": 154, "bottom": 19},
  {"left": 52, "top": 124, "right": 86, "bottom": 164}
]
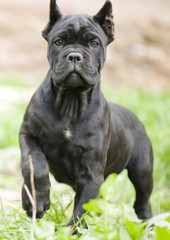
[{"left": 126, "top": 139, "right": 153, "bottom": 219}]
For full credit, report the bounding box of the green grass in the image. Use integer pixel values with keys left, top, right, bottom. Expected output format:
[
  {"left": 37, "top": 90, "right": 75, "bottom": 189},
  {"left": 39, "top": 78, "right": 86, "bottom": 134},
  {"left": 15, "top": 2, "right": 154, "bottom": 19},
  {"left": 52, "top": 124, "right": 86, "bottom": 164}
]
[
  {"left": 0, "top": 74, "right": 32, "bottom": 88},
  {"left": 0, "top": 102, "right": 26, "bottom": 148},
  {"left": 0, "top": 78, "right": 170, "bottom": 239},
  {"left": 0, "top": 176, "right": 170, "bottom": 240}
]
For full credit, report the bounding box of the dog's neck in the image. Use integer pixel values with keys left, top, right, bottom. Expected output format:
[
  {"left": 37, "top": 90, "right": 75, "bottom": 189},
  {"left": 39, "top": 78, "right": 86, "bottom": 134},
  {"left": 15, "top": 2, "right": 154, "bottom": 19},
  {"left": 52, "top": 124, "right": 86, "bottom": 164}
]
[{"left": 51, "top": 80, "right": 101, "bottom": 122}]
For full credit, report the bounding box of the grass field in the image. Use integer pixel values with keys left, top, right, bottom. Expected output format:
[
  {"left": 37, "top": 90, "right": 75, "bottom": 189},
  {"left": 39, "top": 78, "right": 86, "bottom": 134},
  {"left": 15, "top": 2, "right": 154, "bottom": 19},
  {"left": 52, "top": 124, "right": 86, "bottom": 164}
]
[{"left": 0, "top": 77, "right": 169, "bottom": 239}]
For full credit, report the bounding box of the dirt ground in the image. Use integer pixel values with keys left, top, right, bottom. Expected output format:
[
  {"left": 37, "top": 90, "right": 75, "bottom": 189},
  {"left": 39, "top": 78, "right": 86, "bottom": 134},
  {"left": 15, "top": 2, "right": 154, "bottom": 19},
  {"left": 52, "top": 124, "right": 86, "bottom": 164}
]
[{"left": 0, "top": 0, "right": 170, "bottom": 90}]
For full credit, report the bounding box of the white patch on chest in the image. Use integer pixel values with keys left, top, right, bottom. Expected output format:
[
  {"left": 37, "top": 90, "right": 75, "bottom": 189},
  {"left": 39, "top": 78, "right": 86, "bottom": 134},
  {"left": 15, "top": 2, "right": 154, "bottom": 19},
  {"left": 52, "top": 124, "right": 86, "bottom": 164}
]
[{"left": 63, "top": 128, "right": 72, "bottom": 140}]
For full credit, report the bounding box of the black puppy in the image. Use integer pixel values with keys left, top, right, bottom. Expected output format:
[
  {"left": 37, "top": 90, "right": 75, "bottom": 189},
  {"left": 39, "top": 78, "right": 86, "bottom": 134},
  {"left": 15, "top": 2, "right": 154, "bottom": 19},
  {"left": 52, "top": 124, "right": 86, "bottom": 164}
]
[{"left": 19, "top": 0, "right": 153, "bottom": 226}]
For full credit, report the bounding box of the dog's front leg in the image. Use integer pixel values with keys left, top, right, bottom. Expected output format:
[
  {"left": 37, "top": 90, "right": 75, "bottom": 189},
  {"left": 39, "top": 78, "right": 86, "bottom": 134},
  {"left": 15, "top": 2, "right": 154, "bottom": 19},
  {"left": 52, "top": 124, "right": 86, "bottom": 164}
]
[
  {"left": 19, "top": 133, "right": 50, "bottom": 218},
  {"left": 69, "top": 155, "right": 105, "bottom": 227},
  {"left": 74, "top": 177, "right": 104, "bottom": 222}
]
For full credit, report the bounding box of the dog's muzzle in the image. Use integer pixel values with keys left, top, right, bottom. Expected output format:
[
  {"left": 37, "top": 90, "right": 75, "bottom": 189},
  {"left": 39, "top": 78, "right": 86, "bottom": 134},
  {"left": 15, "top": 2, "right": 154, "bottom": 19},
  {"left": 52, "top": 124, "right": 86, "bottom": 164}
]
[
  {"left": 66, "top": 52, "right": 83, "bottom": 64},
  {"left": 53, "top": 51, "right": 93, "bottom": 90}
]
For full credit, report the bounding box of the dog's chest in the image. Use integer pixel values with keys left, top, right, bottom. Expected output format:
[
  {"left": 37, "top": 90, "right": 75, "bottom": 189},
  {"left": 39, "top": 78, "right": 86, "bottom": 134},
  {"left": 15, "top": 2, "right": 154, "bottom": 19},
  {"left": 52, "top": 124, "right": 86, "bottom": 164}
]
[
  {"left": 39, "top": 124, "right": 85, "bottom": 185},
  {"left": 41, "top": 122, "right": 84, "bottom": 154},
  {"left": 62, "top": 128, "right": 73, "bottom": 140}
]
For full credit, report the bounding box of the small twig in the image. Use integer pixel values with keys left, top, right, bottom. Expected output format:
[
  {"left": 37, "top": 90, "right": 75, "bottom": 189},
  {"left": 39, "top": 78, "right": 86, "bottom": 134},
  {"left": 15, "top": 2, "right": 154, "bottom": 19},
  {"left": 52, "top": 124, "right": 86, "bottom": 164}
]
[
  {"left": 29, "top": 156, "right": 37, "bottom": 219},
  {"left": 30, "top": 156, "right": 37, "bottom": 240},
  {"left": 70, "top": 212, "right": 88, "bottom": 235},
  {"left": 24, "top": 155, "right": 37, "bottom": 240},
  {"left": 24, "top": 184, "right": 34, "bottom": 207},
  {"left": 70, "top": 225, "right": 77, "bottom": 235}
]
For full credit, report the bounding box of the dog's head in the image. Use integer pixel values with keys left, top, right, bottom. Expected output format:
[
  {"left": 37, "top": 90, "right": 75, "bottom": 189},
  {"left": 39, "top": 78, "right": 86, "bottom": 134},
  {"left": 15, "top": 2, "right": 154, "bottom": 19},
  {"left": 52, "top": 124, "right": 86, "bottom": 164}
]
[{"left": 42, "top": 0, "right": 114, "bottom": 91}]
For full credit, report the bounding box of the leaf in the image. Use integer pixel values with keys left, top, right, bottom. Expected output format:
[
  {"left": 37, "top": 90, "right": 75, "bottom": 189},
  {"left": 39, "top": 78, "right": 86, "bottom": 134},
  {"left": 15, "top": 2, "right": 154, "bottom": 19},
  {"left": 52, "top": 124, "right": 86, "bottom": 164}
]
[
  {"left": 83, "top": 199, "right": 113, "bottom": 214},
  {"left": 154, "top": 226, "right": 170, "bottom": 240},
  {"left": 99, "top": 174, "right": 117, "bottom": 201},
  {"left": 147, "top": 213, "right": 170, "bottom": 229},
  {"left": 19, "top": 228, "right": 30, "bottom": 240},
  {"left": 55, "top": 227, "right": 77, "bottom": 240},
  {"left": 167, "top": 216, "right": 170, "bottom": 223},
  {"left": 119, "top": 226, "right": 132, "bottom": 240},
  {"left": 125, "top": 219, "right": 145, "bottom": 240},
  {"left": 80, "top": 226, "right": 119, "bottom": 240},
  {"left": 121, "top": 204, "right": 141, "bottom": 223},
  {"left": 35, "top": 220, "right": 55, "bottom": 240}
]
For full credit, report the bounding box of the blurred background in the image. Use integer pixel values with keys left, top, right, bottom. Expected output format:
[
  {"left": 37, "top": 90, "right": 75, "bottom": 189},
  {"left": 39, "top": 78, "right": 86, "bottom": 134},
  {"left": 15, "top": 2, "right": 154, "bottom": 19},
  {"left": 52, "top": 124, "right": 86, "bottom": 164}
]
[
  {"left": 1, "top": 0, "right": 170, "bottom": 89},
  {"left": 0, "top": 0, "right": 169, "bottom": 215}
]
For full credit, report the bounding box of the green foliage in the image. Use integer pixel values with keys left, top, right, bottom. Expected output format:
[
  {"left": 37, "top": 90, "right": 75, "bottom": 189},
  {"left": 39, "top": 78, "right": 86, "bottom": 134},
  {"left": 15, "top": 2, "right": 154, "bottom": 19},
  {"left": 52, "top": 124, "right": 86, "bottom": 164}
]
[
  {"left": 83, "top": 174, "right": 149, "bottom": 240},
  {"left": 0, "top": 102, "right": 26, "bottom": 148},
  {"left": 0, "top": 74, "right": 32, "bottom": 88},
  {"left": 0, "top": 200, "right": 31, "bottom": 240},
  {"left": 1, "top": 175, "right": 170, "bottom": 239}
]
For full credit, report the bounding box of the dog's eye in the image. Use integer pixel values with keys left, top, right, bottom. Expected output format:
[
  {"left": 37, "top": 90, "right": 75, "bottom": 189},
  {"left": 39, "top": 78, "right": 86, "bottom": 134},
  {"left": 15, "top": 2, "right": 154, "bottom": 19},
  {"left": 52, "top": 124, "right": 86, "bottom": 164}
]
[
  {"left": 55, "top": 39, "right": 63, "bottom": 46},
  {"left": 90, "top": 41, "right": 99, "bottom": 48}
]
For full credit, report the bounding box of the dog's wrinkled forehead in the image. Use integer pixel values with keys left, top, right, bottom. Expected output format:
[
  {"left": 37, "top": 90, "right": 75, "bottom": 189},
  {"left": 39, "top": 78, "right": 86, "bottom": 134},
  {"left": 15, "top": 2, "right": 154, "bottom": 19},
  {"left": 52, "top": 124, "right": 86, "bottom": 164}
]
[
  {"left": 64, "top": 14, "right": 89, "bottom": 32},
  {"left": 43, "top": 0, "right": 114, "bottom": 45},
  {"left": 49, "top": 14, "right": 107, "bottom": 43}
]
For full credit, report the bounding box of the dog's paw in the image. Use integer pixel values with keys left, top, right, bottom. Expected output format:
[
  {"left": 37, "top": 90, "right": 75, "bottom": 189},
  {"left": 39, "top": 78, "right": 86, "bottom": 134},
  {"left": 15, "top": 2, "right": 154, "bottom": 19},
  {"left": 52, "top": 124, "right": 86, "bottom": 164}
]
[
  {"left": 135, "top": 201, "right": 152, "bottom": 220},
  {"left": 22, "top": 185, "right": 50, "bottom": 219}
]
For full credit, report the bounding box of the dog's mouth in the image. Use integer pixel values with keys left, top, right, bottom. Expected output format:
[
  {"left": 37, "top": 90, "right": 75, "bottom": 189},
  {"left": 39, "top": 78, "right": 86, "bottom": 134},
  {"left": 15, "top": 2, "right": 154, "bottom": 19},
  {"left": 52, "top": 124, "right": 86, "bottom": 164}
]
[{"left": 54, "top": 72, "right": 92, "bottom": 91}]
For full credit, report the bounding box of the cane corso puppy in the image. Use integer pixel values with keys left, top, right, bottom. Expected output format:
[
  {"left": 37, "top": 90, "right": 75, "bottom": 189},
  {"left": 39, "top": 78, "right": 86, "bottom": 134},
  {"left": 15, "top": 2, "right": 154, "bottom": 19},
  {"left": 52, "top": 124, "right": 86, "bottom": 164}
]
[{"left": 19, "top": 0, "right": 153, "bottom": 226}]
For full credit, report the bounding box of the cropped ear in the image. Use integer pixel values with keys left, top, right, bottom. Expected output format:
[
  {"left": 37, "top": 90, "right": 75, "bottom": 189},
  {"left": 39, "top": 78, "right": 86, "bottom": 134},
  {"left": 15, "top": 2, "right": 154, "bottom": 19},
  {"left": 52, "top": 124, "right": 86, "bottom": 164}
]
[
  {"left": 42, "top": 0, "right": 63, "bottom": 40},
  {"left": 94, "top": 0, "right": 114, "bottom": 44}
]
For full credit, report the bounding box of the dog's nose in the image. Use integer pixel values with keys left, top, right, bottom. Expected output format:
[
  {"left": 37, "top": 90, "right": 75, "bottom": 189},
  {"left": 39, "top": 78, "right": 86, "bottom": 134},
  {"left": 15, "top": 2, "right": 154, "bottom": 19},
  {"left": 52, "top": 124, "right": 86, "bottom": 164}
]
[{"left": 66, "top": 52, "right": 83, "bottom": 63}]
